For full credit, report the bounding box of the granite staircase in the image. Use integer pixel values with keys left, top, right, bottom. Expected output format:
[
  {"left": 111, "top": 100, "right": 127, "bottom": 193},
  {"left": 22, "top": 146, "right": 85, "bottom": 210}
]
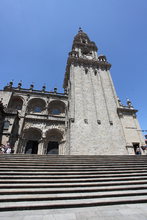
[{"left": 0, "top": 154, "right": 147, "bottom": 211}]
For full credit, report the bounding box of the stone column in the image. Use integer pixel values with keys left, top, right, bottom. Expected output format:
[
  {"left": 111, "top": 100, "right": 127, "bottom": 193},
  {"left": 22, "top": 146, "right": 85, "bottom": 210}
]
[
  {"left": 38, "top": 138, "right": 45, "bottom": 155},
  {"left": 59, "top": 140, "right": 66, "bottom": 155},
  {"left": 17, "top": 138, "right": 26, "bottom": 154}
]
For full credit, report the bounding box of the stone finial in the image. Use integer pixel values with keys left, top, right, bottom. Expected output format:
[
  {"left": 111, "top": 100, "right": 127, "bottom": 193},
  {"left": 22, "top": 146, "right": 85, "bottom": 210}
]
[
  {"left": 54, "top": 87, "right": 57, "bottom": 93},
  {"left": 64, "top": 88, "right": 68, "bottom": 95},
  {"left": 30, "top": 83, "right": 34, "bottom": 90},
  {"left": 98, "top": 55, "right": 107, "bottom": 62},
  {"left": 8, "top": 80, "right": 13, "bottom": 88},
  {"left": 42, "top": 84, "right": 46, "bottom": 92},
  {"left": 127, "top": 98, "right": 133, "bottom": 108},
  {"left": 78, "top": 27, "right": 83, "bottom": 33},
  {"left": 18, "top": 81, "right": 22, "bottom": 89},
  {"left": 117, "top": 97, "right": 122, "bottom": 106}
]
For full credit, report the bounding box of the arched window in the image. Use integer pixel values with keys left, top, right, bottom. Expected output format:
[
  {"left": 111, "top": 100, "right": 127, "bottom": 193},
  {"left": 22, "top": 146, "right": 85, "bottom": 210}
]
[
  {"left": 9, "top": 96, "right": 23, "bottom": 110},
  {"left": 27, "top": 98, "right": 46, "bottom": 113},
  {"left": 48, "top": 100, "right": 65, "bottom": 115},
  {"left": 34, "top": 106, "right": 42, "bottom": 113},
  {"left": 51, "top": 108, "right": 61, "bottom": 115}
]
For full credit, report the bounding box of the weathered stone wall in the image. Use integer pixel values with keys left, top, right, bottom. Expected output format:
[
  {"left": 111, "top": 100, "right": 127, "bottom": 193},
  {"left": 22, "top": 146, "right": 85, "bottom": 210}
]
[
  {"left": 0, "top": 90, "right": 12, "bottom": 106},
  {"left": 120, "top": 113, "right": 145, "bottom": 154}
]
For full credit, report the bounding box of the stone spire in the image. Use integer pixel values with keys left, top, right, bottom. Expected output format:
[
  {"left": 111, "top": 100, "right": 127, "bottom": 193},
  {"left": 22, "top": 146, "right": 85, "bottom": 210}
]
[
  {"left": 72, "top": 28, "right": 98, "bottom": 52},
  {"left": 63, "top": 30, "right": 111, "bottom": 88}
]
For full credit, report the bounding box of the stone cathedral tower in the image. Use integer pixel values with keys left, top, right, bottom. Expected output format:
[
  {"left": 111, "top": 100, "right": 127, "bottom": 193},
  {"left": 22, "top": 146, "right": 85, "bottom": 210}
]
[{"left": 63, "top": 28, "right": 145, "bottom": 155}]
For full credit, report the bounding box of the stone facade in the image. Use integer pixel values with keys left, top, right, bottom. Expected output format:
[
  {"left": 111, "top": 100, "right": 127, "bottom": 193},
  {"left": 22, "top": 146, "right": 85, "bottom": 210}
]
[
  {"left": 0, "top": 29, "right": 145, "bottom": 155},
  {"left": 0, "top": 84, "right": 67, "bottom": 155}
]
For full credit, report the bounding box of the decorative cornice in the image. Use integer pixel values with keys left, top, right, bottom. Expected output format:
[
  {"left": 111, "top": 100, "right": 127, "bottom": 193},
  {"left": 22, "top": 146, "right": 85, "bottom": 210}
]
[
  {"left": 117, "top": 107, "right": 138, "bottom": 118},
  {"left": 3, "top": 86, "right": 68, "bottom": 98},
  {"left": 117, "top": 107, "right": 138, "bottom": 113},
  {"left": 63, "top": 56, "right": 111, "bottom": 88},
  {"left": 25, "top": 115, "right": 65, "bottom": 123}
]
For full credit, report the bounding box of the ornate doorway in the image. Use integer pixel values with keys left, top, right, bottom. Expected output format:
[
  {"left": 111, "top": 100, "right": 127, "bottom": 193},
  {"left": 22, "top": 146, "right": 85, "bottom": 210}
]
[
  {"left": 45, "top": 129, "right": 63, "bottom": 155},
  {"left": 25, "top": 140, "right": 38, "bottom": 154},
  {"left": 47, "top": 141, "right": 59, "bottom": 154},
  {"left": 21, "top": 128, "right": 42, "bottom": 154}
]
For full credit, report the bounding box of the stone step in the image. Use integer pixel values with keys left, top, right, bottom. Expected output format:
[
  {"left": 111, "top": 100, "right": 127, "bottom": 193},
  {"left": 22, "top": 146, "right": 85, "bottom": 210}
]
[
  {"left": 1, "top": 156, "right": 147, "bottom": 161},
  {"left": 0, "top": 189, "right": 147, "bottom": 201},
  {"left": 1, "top": 176, "right": 147, "bottom": 184},
  {"left": 1, "top": 158, "right": 146, "bottom": 162},
  {"left": 0, "top": 179, "right": 147, "bottom": 189},
  {"left": 0, "top": 170, "right": 147, "bottom": 176},
  {"left": 1, "top": 156, "right": 146, "bottom": 161},
  {"left": 1, "top": 172, "right": 147, "bottom": 179},
  {"left": 0, "top": 195, "right": 147, "bottom": 211},
  {"left": 0, "top": 164, "right": 147, "bottom": 169},
  {"left": 1, "top": 162, "right": 147, "bottom": 166},
  {"left": 0, "top": 184, "right": 147, "bottom": 195},
  {"left": 1, "top": 166, "right": 147, "bottom": 172}
]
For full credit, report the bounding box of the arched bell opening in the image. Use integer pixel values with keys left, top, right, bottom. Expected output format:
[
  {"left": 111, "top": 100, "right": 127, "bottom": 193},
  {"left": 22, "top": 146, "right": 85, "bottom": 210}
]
[{"left": 45, "top": 129, "right": 63, "bottom": 155}]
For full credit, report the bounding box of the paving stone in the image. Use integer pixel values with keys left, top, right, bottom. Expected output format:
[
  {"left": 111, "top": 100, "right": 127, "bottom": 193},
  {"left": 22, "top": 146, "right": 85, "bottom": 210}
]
[
  {"left": 43, "top": 215, "right": 55, "bottom": 220},
  {"left": 23, "top": 215, "right": 44, "bottom": 220},
  {"left": 53, "top": 213, "right": 77, "bottom": 220},
  {"left": 1, "top": 217, "right": 24, "bottom": 220}
]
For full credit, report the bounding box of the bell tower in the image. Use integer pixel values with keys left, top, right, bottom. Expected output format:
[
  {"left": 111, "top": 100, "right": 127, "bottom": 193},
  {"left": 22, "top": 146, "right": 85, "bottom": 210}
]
[{"left": 63, "top": 29, "right": 143, "bottom": 155}]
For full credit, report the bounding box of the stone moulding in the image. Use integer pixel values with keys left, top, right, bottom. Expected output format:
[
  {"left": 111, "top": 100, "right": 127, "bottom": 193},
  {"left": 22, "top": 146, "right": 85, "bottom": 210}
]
[
  {"left": 4, "top": 108, "right": 18, "bottom": 115},
  {"left": 117, "top": 107, "right": 138, "bottom": 118},
  {"left": 25, "top": 115, "right": 65, "bottom": 123},
  {"left": 3, "top": 87, "right": 68, "bottom": 97}
]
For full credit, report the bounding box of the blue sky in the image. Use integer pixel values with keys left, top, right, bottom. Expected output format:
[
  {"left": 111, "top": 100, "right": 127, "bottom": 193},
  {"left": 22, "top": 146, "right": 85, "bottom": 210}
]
[{"left": 0, "top": 0, "right": 147, "bottom": 132}]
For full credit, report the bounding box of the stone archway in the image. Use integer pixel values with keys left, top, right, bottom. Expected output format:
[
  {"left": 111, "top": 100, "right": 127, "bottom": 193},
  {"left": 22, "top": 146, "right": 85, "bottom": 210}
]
[
  {"left": 22, "top": 128, "right": 42, "bottom": 154},
  {"left": 45, "top": 129, "right": 63, "bottom": 155},
  {"left": 27, "top": 98, "right": 46, "bottom": 113},
  {"left": 9, "top": 96, "right": 23, "bottom": 110}
]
